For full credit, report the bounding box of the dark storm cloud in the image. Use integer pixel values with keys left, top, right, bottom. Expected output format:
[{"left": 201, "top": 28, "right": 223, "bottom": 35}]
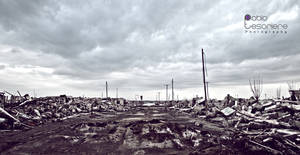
[
  {"left": 0, "top": 0, "right": 299, "bottom": 98},
  {"left": 0, "top": 0, "right": 220, "bottom": 73}
]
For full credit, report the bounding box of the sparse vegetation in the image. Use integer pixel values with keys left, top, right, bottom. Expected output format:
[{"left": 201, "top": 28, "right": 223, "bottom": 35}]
[{"left": 249, "top": 77, "right": 263, "bottom": 100}]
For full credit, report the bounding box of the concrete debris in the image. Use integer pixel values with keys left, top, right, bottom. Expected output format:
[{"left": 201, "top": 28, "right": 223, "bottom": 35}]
[
  {"left": 0, "top": 92, "right": 299, "bottom": 154},
  {"left": 170, "top": 95, "right": 300, "bottom": 154},
  {"left": 0, "top": 95, "right": 130, "bottom": 130},
  {"left": 221, "top": 107, "right": 235, "bottom": 116}
]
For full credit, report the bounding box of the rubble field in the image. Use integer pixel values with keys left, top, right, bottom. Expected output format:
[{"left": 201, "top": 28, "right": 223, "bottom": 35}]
[{"left": 0, "top": 96, "right": 300, "bottom": 154}]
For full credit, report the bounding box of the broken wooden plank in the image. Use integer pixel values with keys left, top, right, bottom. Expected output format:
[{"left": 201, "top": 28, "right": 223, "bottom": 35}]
[
  {"left": 18, "top": 99, "right": 34, "bottom": 107},
  {"left": 284, "top": 139, "right": 300, "bottom": 150},
  {"left": 272, "top": 129, "right": 300, "bottom": 136},
  {"left": 0, "top": 107, "right": 20, "bottom": 122},
  {"left": 4, "top": 90, "right": 14, "bottom": 96},
  {"left": 17, "top": 90, "right": 24, "bottom": 100},
  {"left": 248, "top": 140, "right": 282, "bottom": 154}
]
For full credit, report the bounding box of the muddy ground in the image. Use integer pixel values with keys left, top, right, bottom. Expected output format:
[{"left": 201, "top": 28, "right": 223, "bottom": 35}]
[{"left": 0, "top": 105, "right": 270, "bottom": 155}]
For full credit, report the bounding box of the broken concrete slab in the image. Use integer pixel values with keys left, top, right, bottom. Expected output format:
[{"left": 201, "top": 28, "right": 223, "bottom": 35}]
[{"left": 221, "top": 107, "right": 235, "bottom": 116}]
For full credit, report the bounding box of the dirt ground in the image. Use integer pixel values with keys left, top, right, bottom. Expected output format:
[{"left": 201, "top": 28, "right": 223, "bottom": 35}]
[{"left": 0, "top": 106, "right": 265, "bottom": 155}]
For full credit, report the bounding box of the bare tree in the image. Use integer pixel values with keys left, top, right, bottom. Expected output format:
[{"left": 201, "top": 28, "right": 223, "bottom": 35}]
[
  {"left": 249, "top": 77, "right": 263, "bottom": 100},
  {"left": 287, "top": 81, "right": 295, "bottom": 90},
  {"left": 276, "top": 87, "right": 281, "bottom": 99}
]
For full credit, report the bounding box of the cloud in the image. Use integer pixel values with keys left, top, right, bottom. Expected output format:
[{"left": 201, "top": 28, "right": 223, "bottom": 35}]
[
  {"left": 0, "top": 65, "right": 5, "bottom": 70},
  {"left": 0, "top": 0, "right": 299, "bottom": 99}
]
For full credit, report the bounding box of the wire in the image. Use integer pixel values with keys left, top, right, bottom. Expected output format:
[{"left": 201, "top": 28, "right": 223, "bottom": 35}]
[{"left": 204, "top": 52, "right": 208, "bottom": 77}]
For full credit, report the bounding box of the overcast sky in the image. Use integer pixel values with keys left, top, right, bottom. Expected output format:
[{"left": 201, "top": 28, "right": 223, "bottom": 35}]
[{"left": 0, "top": 0, "right": 299, "bottom": 100}]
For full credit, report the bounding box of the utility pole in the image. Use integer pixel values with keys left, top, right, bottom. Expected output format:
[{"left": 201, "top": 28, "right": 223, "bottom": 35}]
[
  {"left": 135, "top": 95, "right": 140, "bottom": 101},
  {"left": 116, "top": 88, "right": 118, "bottom": 99},
  {"left": 105, "top": 81, "right": 108, "bottom": 98},
  {"left": 171, "top": 78, "right": 174, "bottom": 101},
  {"left": 165, "top": 84, "right": 169, "bottom": 101},
  {"left": 202, "top": 49, "right": 207, "bottom": 105},
  {"left": 158, "top": 92, "right": 160, "bottom": 102},
  {"left": 265, "top": 93, "right": 267, "bottom": 99},
  {"left": 33, "top": 89, "right": 36, "bottom": 98}
]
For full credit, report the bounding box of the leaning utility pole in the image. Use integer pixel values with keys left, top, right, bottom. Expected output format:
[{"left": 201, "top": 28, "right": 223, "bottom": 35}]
[
  {"left": 105, "top": 81, "right": 108, "bottom": 98},
  {"left": 171, "top": 78, "right": 174, "bottom": 101},
  {"left": 202, "top": 49, "right": 207, "bottom": 105},
  {"left": 165, "top": 84, "right": 169, "bottom": 101}
]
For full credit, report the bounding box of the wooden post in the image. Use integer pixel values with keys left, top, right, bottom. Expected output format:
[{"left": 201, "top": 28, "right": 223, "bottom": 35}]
[
  {"left": 158, "top": 92, "right": 160, "bottom": 102},
  {"left": 165, "top": 84, "right": 169, "bottom": 101},
  {"left": 171, "top": 78, "right": 174, "bottom": 101},
  {"left": 105, "top": 81, "right": 108, "bottom": 98},
  {"left": 116, "top": 88, "right": 118, "bottom": 99}
]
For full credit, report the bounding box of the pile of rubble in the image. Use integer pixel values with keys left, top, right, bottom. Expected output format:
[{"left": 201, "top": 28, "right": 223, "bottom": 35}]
[
  {"left": 0, "top": 94, "right": 129, "bottom": 130},
  {"left": 1, "top": 91, "right": 300, "bottom": 154},
  {"left": 172, "top": 95, "right": 300, "bottom": 154}
]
